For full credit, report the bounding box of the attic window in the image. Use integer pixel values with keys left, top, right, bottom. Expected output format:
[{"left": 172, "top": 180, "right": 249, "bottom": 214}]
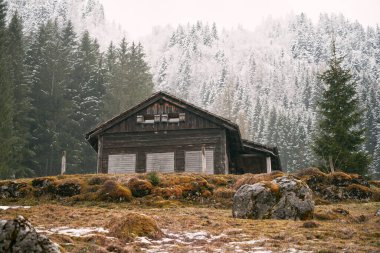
[
  {"left": 144, "top": 114, "right": 154, "bottom": 124},
  {"left": 179, "top": 113, "right": 186, "bottom": 122},
  {"left": 154, "top": 114, "right": 161, "bottom": 122},
  {"left": 137, "top": 115, "right": 144, "bottom": 123}
]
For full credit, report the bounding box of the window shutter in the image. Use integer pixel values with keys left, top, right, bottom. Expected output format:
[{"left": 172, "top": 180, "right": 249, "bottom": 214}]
[{"left": 108, "top": 154, "right": 136, "bottom": 174}]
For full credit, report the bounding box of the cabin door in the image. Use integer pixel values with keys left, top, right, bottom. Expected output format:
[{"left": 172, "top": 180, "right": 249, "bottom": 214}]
[
  {"left": 146, "top": 152, "right": 175, "bottom": 173},
  {"left": 108, "top": 154, "right": 136, "bottom": 174}
]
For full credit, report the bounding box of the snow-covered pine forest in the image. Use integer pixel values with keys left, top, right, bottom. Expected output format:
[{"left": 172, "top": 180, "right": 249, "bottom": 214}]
[
  {"left": 5, "top": 0, "right": 123, "bottom": 46},
  {"left": 3, "top": 0, "right": 380, "bottom": 178},
  {"left": 143, "top": 16, "right": 380, "bottom": 176}
]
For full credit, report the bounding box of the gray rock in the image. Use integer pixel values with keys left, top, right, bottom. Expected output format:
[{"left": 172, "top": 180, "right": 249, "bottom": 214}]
[
  {"left": 0, "top": 182, "right": 27, "bottom": 199},
  {"left": 375, "top": 210, "right": 380, "bottom": 216},
  {"left": 232, "top": 183, "right": 277, "bottom": 219},
  {"left": 233, "top": 176, "right": 314, "bottom": 220},
  {"left": 0, "top": 216, "right": 61, "bottom": 253}
]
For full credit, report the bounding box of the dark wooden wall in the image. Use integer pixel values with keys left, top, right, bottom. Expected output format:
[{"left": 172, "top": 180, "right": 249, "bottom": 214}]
[
  {"left": 104, "top": 100, "right": 220, "bottom": 134},
  {"left": 235, "top": 154, "right": 267, "bottom": 174},
  {"left": 99, "top": 128, "right": 227, "bottom": 174}
]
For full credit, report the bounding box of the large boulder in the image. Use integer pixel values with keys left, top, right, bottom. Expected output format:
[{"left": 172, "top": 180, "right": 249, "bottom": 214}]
[
  {"left": 0, "top": 216, "right": 61, "bottom": 253},
  {"left": 232, "top": 176, "right": 314, "bottom": 220}
]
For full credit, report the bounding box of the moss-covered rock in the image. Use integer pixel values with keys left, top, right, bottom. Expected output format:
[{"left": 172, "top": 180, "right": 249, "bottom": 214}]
[
  {"left": 0, "top": 181, "right": 28, "bottom": 199},
  {"left": 56, "top": 179, "right": 82, "bottom": 197},
  {"left": 233, "top": 176, "right": 314, "bottom": 220}
]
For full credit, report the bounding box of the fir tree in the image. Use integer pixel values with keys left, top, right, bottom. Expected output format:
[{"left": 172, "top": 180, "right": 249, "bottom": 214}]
[
  {"left": 0, "top": 0, "right": 15, "bottom": 179},
  {"left": 6, "top": 12, "right": 34, "bottom": 177},
  {"left": 313, "top": 42, "right": 371, "bottom": 175},
  {"left": 71, "top": 31, "right": 105, "bottom": 172},
  {"left": 26, "top": 20, "right": 67, "bottom": 176},
  {"left": 127, "top": 42, "right": 153, "bottom": 105}
]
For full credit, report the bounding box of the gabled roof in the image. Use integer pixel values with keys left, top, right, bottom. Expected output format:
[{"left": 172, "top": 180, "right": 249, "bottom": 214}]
[{"left": 86, "top": 91, "right": 243, "bottom": 149}]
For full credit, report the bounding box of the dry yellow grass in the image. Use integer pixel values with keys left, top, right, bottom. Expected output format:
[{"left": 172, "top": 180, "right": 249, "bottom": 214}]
[
  {"left": 0, "top": 201, "right": 379, "bottom": 253},
  {"left": 108, "top": 212, "right": 163, "bottom": 241},
  {"left": 233, "top": 171, "right": 285, "bottom": 189}
]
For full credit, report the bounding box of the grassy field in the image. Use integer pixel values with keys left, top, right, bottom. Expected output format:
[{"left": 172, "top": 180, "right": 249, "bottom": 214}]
[
  {"left": 0, "top": 201, "right": 379, "bottom": 252},
  {"left": 0, "top": 172, "right": 379, "bottom": 252}
]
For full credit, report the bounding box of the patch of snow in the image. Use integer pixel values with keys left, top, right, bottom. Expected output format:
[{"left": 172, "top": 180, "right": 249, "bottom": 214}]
[
  {"left": 229, "top": 239, "right": 266, "bottom": 245},
  {"left": 183, "top": 231, "right": 209, "bottom": 240},
  {"left": 0, "top": 206, "right": 31, "bottom": 210},
  {"left": 137, "top": 237, "right": 153, "bottom": 244},
  {"left": 37, "top": 226, "right": 109, "bottom": 237}
]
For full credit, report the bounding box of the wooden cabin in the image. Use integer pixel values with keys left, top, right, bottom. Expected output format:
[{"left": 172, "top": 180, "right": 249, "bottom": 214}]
[{"left": 86, "top": 91, "right": 281, "bottom": 174}]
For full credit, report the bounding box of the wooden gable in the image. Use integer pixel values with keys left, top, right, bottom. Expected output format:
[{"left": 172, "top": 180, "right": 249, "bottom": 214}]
[
  {"left": 104, "top": 99, "right": 220, "bottom": 134},
  {"left": 86, "top": 91, "right": 242, "bottom": 152}
]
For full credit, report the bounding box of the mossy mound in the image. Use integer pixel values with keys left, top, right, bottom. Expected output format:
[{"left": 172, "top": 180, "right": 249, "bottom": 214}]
[
  {"left": 293, "top": 168, "right": 373, "bottom": 202},
  {"left": 126, "top": 177, "right": 153, "bottom": 197},
  {"left": 97, "top": 180, "right": 132, "bottom": 202},
  {"left": 108, "top": 213, "right": 163, "bottom": 241}
]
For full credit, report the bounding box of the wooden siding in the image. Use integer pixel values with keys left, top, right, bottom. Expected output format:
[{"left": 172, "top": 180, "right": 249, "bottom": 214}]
[
  {"left": 236, "top": 154, "right": 267, "bottom": 174},
  {"left": 99, "top": 129, "right": 227, "bottom": 174},
  {"left": 104, "top": 101, "right": 220, "bottom": 134}
]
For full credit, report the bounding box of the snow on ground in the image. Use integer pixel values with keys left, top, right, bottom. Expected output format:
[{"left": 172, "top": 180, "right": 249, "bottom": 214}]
[
  {"left": 134, "top": 230, "right": 273, "bottom": 253},
  {"left": 36, "top": 226, "right": 109, "bottom": 237},
  {"left": 0, "top": 206, "right": 31, "bottom": 210}
]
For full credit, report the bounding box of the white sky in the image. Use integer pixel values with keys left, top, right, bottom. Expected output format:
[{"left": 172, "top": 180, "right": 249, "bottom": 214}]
[{"left": 99, "top": 0, "right": 380, "bottom": 39}]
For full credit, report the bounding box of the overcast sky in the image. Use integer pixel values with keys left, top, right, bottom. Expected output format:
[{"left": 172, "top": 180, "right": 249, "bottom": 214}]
[{"left": 99, "top": 0, "right": 380, "bottom": 39}]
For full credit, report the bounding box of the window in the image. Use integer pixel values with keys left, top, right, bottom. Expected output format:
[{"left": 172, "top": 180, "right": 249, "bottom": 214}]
[
  {"left": 137, "top": 115, "right": 144, "bottom": 123},
  {"left": 108, "top": 154, "right": 136, "bottom": 174},
  {"left": 161, "top": 114, "right": 168, "bottom": 122},
  {"left": 146, "top": 152, "right": 175, "bottom": 173},
  {"left": 179, "top": 113, "right": 186, "bottom": 122},
  {"left": 185, "top": 150, "right": 214, "bottom": 174}
]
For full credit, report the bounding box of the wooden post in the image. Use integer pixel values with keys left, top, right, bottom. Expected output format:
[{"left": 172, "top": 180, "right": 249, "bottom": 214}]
[
  {"left": 61, "top": 151, "right": 66, "bottom": 175},
  {"left": 266, "top": 156, "right": 272, "bottom": 174},
  {"left": 201, "top": 145, "right": 206, "bottom": 173},
  {"left": 328, "top": 156, "right": 335, "bottom": 173},
  {"left": 97, "top": 135, "right": 103, "bottom": 174}
]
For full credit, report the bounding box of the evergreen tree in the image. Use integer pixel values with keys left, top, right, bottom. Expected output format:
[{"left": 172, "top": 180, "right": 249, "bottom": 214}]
[
  {"left": 0, "top": 0, "right": 15, "bottom": 179},
  {"left": 127, "top": 42, "right": 153, "bottom": 105},
  {"left": 102, "top": 41, "right": 118, "bottom": 119},
  {"left": 59, "top": 21, "right": 82, "bottom": 170},
  {"left": 71, "top": 31, "right": 105, "bottom": 172},
  {"left": 313, "top": 42, "right": 370, "bottom": 175},
  {"left": 26, "top": 20, "right": 67, "bottom": 176},
  {"left": 6, "top": 12, "right": 34, "bottom": 177}
]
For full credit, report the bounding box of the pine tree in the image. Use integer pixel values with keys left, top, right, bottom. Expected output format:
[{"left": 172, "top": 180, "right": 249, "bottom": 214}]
[
  {"left": 370, "top": 88, "right": 380, "bottom": 179},
  {"left": 125, "top": 42, "right": 153, "bottom": 108},
  {"left": 26, "top": 20, "right": 67, "bottom": 176},
  {"left": 70, "top": 31, "right": 105, "bottom": 172},
  {"left": 102, "top": 41, "right": 118, "bottom": 119},
  {"left": 6, "top": 12, "right": 34, "bottom": 177},
  {"left": 0, "top": 0, "right": 15, "bottom": 179},
  {"left": 59, "top": 21, "right": 82, "bottom": 170},
  {"left": 313, "top": 42, "right": 371, "bottom": 175}
]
